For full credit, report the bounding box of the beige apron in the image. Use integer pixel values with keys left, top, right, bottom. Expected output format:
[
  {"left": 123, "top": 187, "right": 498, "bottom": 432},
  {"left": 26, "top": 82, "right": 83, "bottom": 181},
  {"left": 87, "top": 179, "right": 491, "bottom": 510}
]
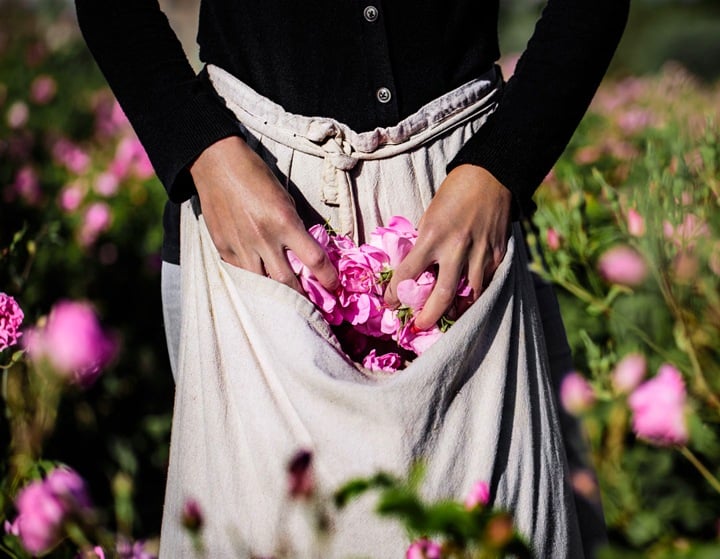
[{"left": 158, "top": 65, "right": 584, "bottom": 558}]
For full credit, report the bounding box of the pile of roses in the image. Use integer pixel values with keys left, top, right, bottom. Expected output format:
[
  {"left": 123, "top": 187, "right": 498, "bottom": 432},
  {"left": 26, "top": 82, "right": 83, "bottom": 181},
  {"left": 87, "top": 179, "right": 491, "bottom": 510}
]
[{"left": 289, "top": 217, "right": 472, "bottom": 373}]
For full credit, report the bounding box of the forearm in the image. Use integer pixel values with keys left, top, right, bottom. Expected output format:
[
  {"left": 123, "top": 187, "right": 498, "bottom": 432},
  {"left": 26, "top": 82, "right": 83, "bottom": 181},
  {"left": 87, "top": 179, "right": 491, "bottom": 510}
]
[
  {"left": 75, "top": 0, "right": 240, "bottom": 201},
  {"left": 449, "top": 0, "right": 630, "bottom": 216}
]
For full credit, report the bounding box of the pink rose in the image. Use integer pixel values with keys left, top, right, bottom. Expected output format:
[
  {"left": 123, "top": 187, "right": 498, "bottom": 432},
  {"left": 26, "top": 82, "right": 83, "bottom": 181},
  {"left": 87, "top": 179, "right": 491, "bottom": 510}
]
[
  {"left": 287, "top": 235, "right": 344, "bottom": 325},
  {"left": 396, "top": 270, "right": 436, "bottom": 312},
  {"left": 12, "top": 166, "right": 41, "bottom": 205},
  {"left": 15, "top": 481, "right": 64, "bottom": 555},
  {"left": 81, "top": 546, "right": 106, "bottom": 559},
  {"left": 302, "top": 276, "right": 343, "bottom": 326},
  {"left": 4, "top": 518, "right": 20, "bottom": 537},
  {"left": 546, "top": 227, "right": 561, "bottom": 251},
  {"left": 52, "top": 138, "right": 90, "bottom": 175},
  {"left": 617, "top": 108, "right": 654, "bottom": 134},
  {"left": 362, "top": 349, "right": 402, "bottom": 372},
  {"left": 629, "top": 364, "right": 688, "bottom": 446},
  {"left": 627, "top": 208, "right": 645, "bottom": 237},
  {"left": 58, "top": 183, "right": 85, "bottom": 212},
  {"left": 80, "top": 202, "right": 112, "bottom": 246},
  {"left": 337, "top": 245, "right": 388, "bottom": 295},
  {"left": 94, "top": 172, "right": 120, "bottom": 197},
  {"left": 12, "top": 467, "right": 91, "bottom": 556},
  {"left": 30, "top": 75, "right": 57, "bottom": 105},
  {"left": 116, "top": 538, "right": 156, "bottom": 559},
  {"left": 406, "top": 538, "right": 443, "bottom": 559},
  {"left": 7, "top": 101, "right": 29, "bottom": 129},
  {"left": 560, "top": 371, "right": 595, "bottom": 415},
  {"left": 45, "top": 467, "right": 92, "bottom": 510},
  {"left": 94, "top": 98, "right": 130, "bottom": 138},
  {"left": 26, "top": 300, "right": 115, "bottom": 386},
  {"left": 110, "top": 137, "right": 154, "bottom": 180},
  {"left": 0, "top": 292, "right": 24, "bottom": 352},
  {"left": 339, "top": 291, "right": 373, "bottom": 326},
  {"left": 612, "top": 353, "right": 647, "bottom": 394},
  {"left": 397, "top": 321, "right": 442, "bottom": 356},
  {"left": 664, "top": 214, "right": 711, "bottom": 251},
  {"left": 287, "top": 449, "right": 314, "bottom": 499},
  {"left": 352, "top": 294, "right": 389, "bottom": 337},
  {"left": 369, "top": 216, "right": 417, "bottom": 267},
  {"left": 597, "top": 245, "right": 647, "bottom": 286},
  {"left": 464, "top": 480, "right": 490, "bottom": 510},
  {"left": 181, "top": 498, "right": 204, "bottom": 533}
]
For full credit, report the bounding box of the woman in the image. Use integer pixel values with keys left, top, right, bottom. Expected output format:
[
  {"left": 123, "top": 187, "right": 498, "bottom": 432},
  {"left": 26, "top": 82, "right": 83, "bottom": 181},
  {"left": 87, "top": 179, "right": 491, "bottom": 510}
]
[{"left": 75, "top": 1, "right": 629, "bottom": 557}]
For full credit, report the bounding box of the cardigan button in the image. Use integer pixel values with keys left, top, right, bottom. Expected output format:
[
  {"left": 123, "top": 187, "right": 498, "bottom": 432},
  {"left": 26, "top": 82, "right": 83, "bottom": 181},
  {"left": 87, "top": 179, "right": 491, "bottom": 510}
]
[
  {"left": 376, "top": 87, "right": 392, "bottom": 104},
  {"left": 363, "top": 6, "right": 379, "bottom": 22}
]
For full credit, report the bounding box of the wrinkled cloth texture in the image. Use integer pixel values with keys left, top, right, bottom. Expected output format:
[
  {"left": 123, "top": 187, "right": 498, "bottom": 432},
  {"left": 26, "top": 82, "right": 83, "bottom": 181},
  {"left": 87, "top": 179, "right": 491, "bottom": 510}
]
[{"left": 159, "top": 65, "right": 584, "bottom": 558}]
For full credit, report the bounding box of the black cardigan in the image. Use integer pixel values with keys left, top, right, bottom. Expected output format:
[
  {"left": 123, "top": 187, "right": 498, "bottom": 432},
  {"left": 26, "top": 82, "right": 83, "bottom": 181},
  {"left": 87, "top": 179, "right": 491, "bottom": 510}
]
[{"left": 75, "top": 0, "right": 629, "bottom": 264}]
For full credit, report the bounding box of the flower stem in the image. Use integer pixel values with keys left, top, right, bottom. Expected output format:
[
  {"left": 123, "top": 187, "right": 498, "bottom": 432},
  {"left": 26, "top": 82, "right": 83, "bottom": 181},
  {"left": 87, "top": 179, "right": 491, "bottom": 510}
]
[{"left": 679, "top": 446, "right": 720, "bottom": 495}]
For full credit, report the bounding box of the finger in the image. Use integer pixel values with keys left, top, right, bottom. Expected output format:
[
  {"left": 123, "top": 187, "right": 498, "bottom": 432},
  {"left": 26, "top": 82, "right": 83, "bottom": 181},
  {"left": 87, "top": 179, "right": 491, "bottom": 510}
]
[
  {"left": 287, "top": 231, "right": 339, "bottom": 291},
  {"left": 482, "top": 240, "right": 508, "bottom": 290},
  {"left": 384, "top": 244, "right": 434, "bottom": 308},
  {"left": 456, "top": 249, "right": 486, "bottom": 315},
  {"left": 215, "top": 241, "right": 267, "bottom": 275},
  {"left": 414, "top": 257, "right": 463, "bottom": 330},
  {"left": 263, "top": 251, "right": 303, "bottom": 293}
]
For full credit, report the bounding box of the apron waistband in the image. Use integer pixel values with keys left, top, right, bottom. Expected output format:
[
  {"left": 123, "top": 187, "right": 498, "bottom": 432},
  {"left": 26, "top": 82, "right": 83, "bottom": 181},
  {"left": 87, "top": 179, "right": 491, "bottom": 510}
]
[{"left": 207, "top": 64, "right": 502, "bottom": 239}]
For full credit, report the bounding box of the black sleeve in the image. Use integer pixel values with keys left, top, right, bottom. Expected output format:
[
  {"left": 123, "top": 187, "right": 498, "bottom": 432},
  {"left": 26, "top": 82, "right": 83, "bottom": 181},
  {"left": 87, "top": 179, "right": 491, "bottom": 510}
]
[
  {"left": 75, "top": 0, "right": 241, "bottom": 203},
  {"left": 448, "top": 0, "right": 630, "bottom": 217}
]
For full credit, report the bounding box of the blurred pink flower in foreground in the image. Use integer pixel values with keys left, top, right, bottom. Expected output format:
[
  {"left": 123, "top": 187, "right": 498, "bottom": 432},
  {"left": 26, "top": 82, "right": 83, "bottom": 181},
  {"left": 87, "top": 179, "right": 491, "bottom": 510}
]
[
  {"left": 9, "top": 467, "right": 91, "bottom": 555},
  {"left": 79, "top": 202, "right": 113, "bottom": 246},
  {"left": 30, "top": 75, "right": 57, "bottom": 105},
  {"left": 181, "top": 498, "right": 204, "bottom": 533},
  {"left": 611, "top": 353, "right": 647, "bottom": 394},
  {"left": 546, "top": 227, "right": 561, "bottom": 251},
  {"left": 626, "top": 208, "right": 645, "bottom": 237},
  {"left": 406, "top": 538, "right": 443, "bottom": 559},
  {"left": 362, "top": 349, "right": 402, "bottom": 372},
  {"left": 116, "top": 538, "right": 156, "bottom": 559},
  {"left": 464, "top": 480, "right": 490, "bottom": 510},
  {"left": 597, "top": 245, "right": 648, "bottom": 286},
  {"left": 26, "top": 300, "right": 115, "bottom": 386},
  {"left": 82, "top": 546, "right": 106, "bottom": 559},
  {"left": 0, "top": 292, "right": 24, "bottom": 352},
  {"left": 560, "top": 371, "right": 595, "bottom": 415},
  {"left": 629, "top": 364, "right": 688, "bottom": 446},
  {"left": 287, "top": 449, "right": 314, "bottom": 499}
]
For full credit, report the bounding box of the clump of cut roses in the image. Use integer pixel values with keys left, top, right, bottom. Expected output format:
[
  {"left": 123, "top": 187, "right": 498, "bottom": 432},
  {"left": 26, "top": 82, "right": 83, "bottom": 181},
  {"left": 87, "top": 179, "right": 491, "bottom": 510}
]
[{"left": 288, "top": 217, "right": 473, "bottom": 373}]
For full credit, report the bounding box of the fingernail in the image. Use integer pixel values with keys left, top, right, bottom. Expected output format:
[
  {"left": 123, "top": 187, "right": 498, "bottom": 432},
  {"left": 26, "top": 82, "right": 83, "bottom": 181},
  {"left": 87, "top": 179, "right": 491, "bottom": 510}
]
[{"left": 410, "top": 322, "right": 422, "bottom": 334}]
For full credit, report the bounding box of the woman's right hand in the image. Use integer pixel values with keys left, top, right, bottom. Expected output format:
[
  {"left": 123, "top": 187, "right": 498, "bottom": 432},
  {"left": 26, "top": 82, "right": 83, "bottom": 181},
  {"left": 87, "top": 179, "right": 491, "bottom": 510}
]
[{"left": 189, "top": 136, "right": 339, "bottom": 293}]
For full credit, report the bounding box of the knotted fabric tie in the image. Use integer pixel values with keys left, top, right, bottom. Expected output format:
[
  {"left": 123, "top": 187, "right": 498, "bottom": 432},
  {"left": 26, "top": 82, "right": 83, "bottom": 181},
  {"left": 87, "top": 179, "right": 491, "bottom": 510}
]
[{"left": 312, "top": 125, "right": 360, "bottom": 241}]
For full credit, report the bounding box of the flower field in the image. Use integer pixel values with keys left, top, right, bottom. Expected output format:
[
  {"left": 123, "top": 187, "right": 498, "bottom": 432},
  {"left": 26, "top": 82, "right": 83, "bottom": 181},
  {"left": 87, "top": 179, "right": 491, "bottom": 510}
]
[{"left": 1, "top": 1, "right": 720, "bottom": 558}]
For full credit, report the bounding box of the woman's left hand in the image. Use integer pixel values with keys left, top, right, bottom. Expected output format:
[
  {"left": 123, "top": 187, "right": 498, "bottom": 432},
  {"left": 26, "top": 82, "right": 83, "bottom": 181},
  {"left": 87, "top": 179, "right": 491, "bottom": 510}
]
[{"left": 384, "top": 164, "right": 512, "bottom": 330}]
